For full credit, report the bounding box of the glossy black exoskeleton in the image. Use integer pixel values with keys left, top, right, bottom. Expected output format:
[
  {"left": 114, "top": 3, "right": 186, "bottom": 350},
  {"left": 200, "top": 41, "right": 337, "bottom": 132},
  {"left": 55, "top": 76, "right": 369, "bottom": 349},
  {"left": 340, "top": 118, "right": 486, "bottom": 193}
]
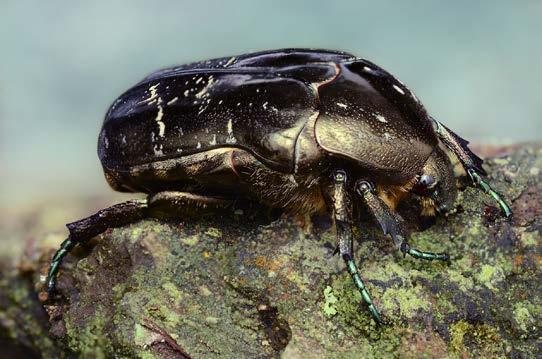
[{"left": 44, "top": 49, "right": 511, "bottom": 323}]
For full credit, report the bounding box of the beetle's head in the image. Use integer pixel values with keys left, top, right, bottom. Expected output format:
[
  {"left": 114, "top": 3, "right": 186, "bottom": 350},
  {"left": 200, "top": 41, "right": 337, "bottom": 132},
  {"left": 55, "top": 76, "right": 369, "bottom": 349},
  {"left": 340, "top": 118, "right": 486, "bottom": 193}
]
[{"left": 413, "top": 147, "right": 457, "bottom": 216}]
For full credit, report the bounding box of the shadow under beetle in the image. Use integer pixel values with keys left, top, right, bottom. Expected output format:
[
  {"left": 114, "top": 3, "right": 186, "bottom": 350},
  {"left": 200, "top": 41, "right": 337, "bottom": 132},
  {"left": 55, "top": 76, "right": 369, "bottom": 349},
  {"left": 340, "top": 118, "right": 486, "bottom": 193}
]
[{"left": 43, "top": 49, "right": 511, "bottom": 323}]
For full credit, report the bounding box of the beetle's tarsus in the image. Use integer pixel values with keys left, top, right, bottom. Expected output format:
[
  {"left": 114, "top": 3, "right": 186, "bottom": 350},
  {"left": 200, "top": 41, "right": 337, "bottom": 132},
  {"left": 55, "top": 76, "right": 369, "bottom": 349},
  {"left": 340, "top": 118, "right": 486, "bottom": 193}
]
[
  {"left": 467, "top": 169, "right": 512, "bottom": 218},
  {"left": 44, "top": 236, "right": 75, "bottom": 297},
  {"left": 333, "top": 170, "right": 383, "bottom": 324},
  {"left": 400, "top": 241, "right": 449, "bottom": 261},
  {"left": 344, "top": 254, "right": 383, "bottom": 324}
]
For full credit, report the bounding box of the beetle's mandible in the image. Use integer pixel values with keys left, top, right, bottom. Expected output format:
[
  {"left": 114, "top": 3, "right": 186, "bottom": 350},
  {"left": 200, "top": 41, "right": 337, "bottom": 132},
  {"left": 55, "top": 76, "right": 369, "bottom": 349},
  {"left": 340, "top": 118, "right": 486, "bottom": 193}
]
[{"left": 42, "top": 49, "right": 511, "bottom": 323}]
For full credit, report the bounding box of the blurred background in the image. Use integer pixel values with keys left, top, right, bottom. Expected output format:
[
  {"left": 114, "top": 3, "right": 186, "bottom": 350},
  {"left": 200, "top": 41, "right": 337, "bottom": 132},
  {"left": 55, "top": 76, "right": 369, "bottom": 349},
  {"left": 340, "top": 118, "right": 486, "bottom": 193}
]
[{"left": 1, "top": 0, "right": 541, "bottom": 215}]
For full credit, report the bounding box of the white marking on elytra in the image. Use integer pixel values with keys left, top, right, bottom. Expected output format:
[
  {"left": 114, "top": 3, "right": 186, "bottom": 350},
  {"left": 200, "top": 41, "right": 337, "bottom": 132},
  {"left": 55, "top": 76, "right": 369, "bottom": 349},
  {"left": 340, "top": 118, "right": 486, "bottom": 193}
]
[
  {"left": 224, "top": 56, "right": 236, "bottom": 67},
  {"left": 195, "top": 76, "right": 215, "bottom": 99},
  {"left": 154, "top": 105, "right": 166, "bottom": 137},
  {"left": 363, "top": 66, "right": 374, "bottom": 73},
  {"left": 383, "top": 132, "right": 393, "bottom": 141},
  {"left": 153, "top": 144, "right": 163, "bottom": 156},
  {"left": 183, "top": 89, "right": 189, "bottom": 97},
  {"left": 392, "top": 84, "right": 405, "bottom": 95},
  {"left": 336, "top": 102, "right": 348, "bottom": 109},
  {"left": 209, "top": 134, "right": 217, "bottom": 145},
  {"left": 236, "top": 102, "right": 241, "bottom": 106},
  {"left": 104, "top": 136, "right": 109, "bottom": 148},
  {"left": 121, "top": 135, "right": 127, "bottom": 145},
  {"left": 195, "top": 77, "right": 203, "bottom": 84},
  {"left": 167, "top": 97, "right": 178, "bottom": 105},
  {"left": 138, "top": 83, "right": 160, "bottom": 105},
  {"left": 218, "top": 100, "right": 223, "bottom": 105},
  {"left": 375, "top": 113, "right": 388, "bottom": 123},
  {"left": 196, "top": 142, "right": 202, "bottom": 149},
  {"left": 226, "top": 118, "right": 237, "bottom": 144},
  {"left": 262, "top": 101, "right": 268, "bottom": 110}
]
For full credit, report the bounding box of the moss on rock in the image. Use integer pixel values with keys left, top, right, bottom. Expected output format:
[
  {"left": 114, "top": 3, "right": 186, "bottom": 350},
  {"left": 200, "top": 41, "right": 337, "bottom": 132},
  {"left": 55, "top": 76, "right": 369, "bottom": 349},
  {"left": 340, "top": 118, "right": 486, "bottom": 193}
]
[{"left": 1, "top": 144, "right": 540, "bottom": 358}]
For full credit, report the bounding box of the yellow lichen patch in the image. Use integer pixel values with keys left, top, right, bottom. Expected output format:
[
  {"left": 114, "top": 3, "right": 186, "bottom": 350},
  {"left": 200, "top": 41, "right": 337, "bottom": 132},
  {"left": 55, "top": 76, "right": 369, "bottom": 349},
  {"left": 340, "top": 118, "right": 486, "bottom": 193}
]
[
  {"left": 251, "top": 255, "right": 284, "bottom": 274},
  {"left": 205, "top": 227, "right": 222, "bottom": 238},
  {"left": 380, "top": 285, "right": 429, "bottom": 319},
  {"left": 476, "top": 264, "right": 505, "bottom": 290},
  {"left": 180, "top": 234, "right": 199, "bottom": 246},
  {"left": 520, "top": 231, "right": 539, "bottom": 247},
  {"left": 449, "top": 321, "right": 502, "bottom": 357}
]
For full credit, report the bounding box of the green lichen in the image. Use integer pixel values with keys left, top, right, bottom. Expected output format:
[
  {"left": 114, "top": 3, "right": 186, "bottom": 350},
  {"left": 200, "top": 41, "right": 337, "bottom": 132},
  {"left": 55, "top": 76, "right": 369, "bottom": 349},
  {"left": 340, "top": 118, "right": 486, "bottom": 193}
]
[
  {"left": 65, "top": 306, "right": 114, "bottom": 358},
  {"left": 513, "top": 302, "right": 535, "bottom": 333},
  {"left": 520, "top": 231, "right": 539, "bottom": 247},
  {"left": 476, "top": 264, "right": 505, "bottom": 290},
  {"left": 205, "top": 227, "right": 222, "bottom": 238},
  {"left": 380, "top": 285, "right": 429, "bottom": 319},
  {"left": 449, "top": 321, "right": 503, "bottom": 357},
  {"left": 323, "top": 286, "right": 338, "bottom": 317}
]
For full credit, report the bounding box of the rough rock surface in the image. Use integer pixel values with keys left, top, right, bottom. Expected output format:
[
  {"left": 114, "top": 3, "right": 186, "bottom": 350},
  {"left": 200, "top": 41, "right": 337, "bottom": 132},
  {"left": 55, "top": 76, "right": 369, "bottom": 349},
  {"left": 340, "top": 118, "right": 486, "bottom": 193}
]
[{"left": 1, "top": 144, "right": 541, "bottom": 358}]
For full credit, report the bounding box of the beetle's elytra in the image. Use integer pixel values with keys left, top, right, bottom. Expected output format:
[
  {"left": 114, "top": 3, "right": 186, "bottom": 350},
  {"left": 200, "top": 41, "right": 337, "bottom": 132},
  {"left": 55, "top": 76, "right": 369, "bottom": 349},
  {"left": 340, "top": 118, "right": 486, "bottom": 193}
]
[{"left": 43, "top": 49, "right": 511, "bottom": 323}]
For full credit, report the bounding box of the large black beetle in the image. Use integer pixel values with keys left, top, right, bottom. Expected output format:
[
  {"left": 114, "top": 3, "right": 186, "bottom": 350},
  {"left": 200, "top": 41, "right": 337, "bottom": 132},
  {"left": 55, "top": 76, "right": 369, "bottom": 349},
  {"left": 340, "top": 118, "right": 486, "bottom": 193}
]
[{"left": 43, "top": 49, "right": 511, "bottom": 323}]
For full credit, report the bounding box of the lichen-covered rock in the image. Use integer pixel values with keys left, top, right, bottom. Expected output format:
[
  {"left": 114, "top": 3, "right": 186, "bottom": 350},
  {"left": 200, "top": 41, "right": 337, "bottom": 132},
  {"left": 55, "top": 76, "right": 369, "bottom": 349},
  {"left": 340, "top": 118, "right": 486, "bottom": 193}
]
[{"left": 2, "top": 144, "right": 541, "bottom": 358}]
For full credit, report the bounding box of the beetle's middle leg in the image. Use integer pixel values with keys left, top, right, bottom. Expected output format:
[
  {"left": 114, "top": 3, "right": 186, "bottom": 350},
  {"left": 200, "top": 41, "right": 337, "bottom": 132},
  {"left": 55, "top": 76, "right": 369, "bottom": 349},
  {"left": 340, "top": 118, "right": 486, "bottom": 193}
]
[
  {"left": 332, "top": 170, "right": 382, "bottom": 323},
  {"left": 355, "top": 180, "right": 449, "bottom": 261}
]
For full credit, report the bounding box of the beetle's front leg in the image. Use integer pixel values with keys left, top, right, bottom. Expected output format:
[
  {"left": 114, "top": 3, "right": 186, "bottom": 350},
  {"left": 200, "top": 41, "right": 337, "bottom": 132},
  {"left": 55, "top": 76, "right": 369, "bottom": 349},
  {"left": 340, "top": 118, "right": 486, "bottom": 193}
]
[
  {"left": 42, "top": 199, "right": 148, "bottom": 301},
  {"left": 355, "top": 180, "right": 449, "bottom": 261},
  {"left": 433, "top": 119, "right": 512, "bottom": 218},
  {"left": 332, "top": 170, "right": 382, "bottom": 323}
]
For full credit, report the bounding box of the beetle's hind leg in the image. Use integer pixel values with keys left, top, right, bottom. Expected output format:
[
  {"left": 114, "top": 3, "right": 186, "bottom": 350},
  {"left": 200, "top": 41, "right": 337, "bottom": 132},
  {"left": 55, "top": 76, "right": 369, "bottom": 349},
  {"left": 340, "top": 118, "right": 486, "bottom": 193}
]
[
  {"left": 355, "top": 180, "right": 449, "bottom": 261},
  {"left": 433, "top": 119, "right": 512, "bottom": 218},
  {"left": 43, "top": 193, "right": 237, "bottom": 302},
  {"left": 42, "top": 199, "right": 148, "bottom": 301},
  {"left": 332, "top": 170, "right": 382, "bottom": 323}
]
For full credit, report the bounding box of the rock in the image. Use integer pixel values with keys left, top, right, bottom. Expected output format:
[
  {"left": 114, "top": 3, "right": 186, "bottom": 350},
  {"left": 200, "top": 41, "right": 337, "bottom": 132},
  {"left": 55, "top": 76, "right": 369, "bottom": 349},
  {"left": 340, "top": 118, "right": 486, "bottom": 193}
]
[{"left": 2, "top": 144, "right": 541, "bottom": 358}]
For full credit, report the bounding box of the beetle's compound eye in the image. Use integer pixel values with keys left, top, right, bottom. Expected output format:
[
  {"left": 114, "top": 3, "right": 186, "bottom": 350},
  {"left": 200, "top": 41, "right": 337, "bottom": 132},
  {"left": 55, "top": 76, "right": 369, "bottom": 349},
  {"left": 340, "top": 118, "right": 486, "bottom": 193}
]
[{"left": 419, "top": 174, "right": 437, "bottom": 189}]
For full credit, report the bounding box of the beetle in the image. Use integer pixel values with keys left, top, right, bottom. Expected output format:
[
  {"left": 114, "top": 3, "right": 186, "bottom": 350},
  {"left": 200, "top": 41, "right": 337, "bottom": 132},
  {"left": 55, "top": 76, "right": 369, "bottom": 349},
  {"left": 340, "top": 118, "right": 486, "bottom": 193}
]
[{"left": 42, "top": 49, "right": 511, "bottom": 323}]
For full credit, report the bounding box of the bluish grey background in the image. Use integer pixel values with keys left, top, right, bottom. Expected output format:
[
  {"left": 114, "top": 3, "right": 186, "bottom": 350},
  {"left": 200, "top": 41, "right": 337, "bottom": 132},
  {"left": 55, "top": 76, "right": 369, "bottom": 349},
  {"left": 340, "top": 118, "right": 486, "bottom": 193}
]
[{"left": 1, "top": 1, "right": 541, "bottom": 209}]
